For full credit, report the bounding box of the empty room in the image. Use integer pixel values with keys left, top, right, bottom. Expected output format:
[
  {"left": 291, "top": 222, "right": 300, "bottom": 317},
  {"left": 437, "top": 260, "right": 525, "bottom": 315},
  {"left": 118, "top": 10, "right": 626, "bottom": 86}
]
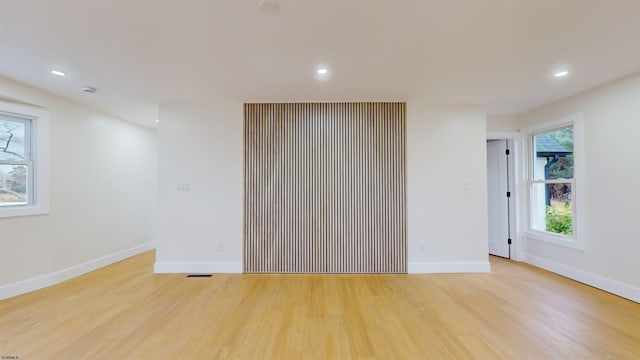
[{"left": 1, "top": 0, "right": 639, "bottom": 359}]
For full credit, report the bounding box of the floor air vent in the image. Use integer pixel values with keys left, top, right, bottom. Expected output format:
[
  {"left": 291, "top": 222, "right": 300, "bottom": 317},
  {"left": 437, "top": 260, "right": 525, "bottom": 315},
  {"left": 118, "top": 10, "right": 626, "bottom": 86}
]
[{"left": 186, "top": 274, "right": 213, "bottom": 278}]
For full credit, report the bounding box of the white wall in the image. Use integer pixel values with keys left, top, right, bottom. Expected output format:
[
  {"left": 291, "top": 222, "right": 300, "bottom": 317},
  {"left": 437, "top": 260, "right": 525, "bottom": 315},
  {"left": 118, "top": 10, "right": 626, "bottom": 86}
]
[
  {"left": 407, "top": 103, "right": 490, "bottom": 272},
  {"left": 155, "top": 102, "right": 244, "bottom": 273},
  {"left": 518, "top": 73, "right": 640, "bottom": 302},
  {"left": 487, "top": 114, "right": 519, "bottom": 133},
  {"left": 0, "top": 77, "right": 157, "bottom": 299},
  {"left": 155, "top": 102, "right": 490, "bottom": 273}
]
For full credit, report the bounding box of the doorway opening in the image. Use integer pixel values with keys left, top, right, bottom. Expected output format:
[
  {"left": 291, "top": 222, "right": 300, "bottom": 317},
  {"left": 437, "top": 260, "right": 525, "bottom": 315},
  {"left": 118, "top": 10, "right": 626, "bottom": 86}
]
[{"left": 486, "top": 138, "right": 515, "bottom": 259}]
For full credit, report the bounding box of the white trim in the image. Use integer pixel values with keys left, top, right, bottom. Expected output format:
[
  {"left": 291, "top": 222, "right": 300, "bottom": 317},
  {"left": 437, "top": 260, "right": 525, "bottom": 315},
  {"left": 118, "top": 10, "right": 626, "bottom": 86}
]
[
  {"left": 0, "top": 242, "right": 155, "bottom": 300},
  {"left": 408, "top": 261, "right": 491, "bottom": 274},
  {"left": 520, "top": 113, "right": 581, "bottom": 134},
  {"left": 486, "top": 131, "right": 520, "bottom": 140},
  {"left": 525, "top": 254, "right": 639, "bottom": 303},
  {"left": 0, "top": 100, "right": 50, "bottom": 218},
  {"left": 523, "top": 230, "right": 585, "bottom": 250},
  {"left": 511, "top": 136, "right": 526, "bottom": 261},
  {"left": 520, "top": 113, "right": 585, "bottom": 250},
  {"left": 154, "top": 262, "right": 242, "bottom": 274},
  {"left": 531, "top": 179, "right": 575, "bottom": 185},
  {"left": 486, "top": 133, "right": 521, "bottom": 260}
]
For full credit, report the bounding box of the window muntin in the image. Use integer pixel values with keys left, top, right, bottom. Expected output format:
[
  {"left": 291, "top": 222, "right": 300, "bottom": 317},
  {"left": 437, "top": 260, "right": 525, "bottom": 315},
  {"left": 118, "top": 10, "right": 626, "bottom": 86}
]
[
  {"left": 530, "top": 125, "right": 574, "bottom": 237},
  {"left": 0, "top": 114, "right": 32, "bottom": 207},
  {"left": 0, "top": 101, "right": 49, "bottom": 218}
]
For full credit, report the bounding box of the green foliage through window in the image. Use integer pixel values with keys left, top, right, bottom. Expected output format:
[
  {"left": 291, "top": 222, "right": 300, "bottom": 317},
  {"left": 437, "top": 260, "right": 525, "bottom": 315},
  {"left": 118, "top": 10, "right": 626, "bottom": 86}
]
[
  {"left": 549, "top": 127, "right": 573, "bottom": 151},
  {"left": 546, "top": 202, "right": 572, "bottom": 235},
  {"left": 547, "top": 127, "right": 574, "bottom": 180}
]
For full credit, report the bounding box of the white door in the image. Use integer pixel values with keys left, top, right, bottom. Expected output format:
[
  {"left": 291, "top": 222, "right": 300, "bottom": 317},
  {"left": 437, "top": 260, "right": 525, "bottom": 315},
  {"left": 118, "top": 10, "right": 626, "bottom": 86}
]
[{"left": 487, "top": 140, "right": 510, "bottom": 258}]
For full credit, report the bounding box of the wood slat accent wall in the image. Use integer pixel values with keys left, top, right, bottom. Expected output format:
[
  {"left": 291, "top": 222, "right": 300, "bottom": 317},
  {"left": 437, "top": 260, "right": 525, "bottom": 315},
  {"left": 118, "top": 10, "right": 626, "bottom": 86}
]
[{"left": 243, "top": 102, "right": 407, "bottom": 273}]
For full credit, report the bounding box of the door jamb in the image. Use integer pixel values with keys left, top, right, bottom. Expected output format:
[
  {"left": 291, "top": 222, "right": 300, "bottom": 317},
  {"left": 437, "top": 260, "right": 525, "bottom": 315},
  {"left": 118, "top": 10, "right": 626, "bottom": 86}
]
[{"left": 487, "top": 132, "right": 522, "bottom": 261}]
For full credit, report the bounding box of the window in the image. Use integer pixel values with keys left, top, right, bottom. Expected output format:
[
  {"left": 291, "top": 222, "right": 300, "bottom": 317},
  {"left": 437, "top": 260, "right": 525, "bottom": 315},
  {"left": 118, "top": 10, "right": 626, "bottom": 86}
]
[
  {"left": 0, "top": 101, "right": 49, "bottom": 218},
  {"left": 530, "top": 126, "right": 574, "bottom": 235},
  {"left": 1, "top": 114, "right": 31, "bottom": 206},
  {"left": 525, "top": 113, "right": 583, "bottom": 248}
]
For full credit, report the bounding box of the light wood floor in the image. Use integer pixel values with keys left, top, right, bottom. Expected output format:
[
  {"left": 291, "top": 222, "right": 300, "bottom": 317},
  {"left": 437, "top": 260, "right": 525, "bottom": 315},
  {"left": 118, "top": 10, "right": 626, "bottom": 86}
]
[{"left": 1, "top": 252, "right": 638, "bottom": 359}]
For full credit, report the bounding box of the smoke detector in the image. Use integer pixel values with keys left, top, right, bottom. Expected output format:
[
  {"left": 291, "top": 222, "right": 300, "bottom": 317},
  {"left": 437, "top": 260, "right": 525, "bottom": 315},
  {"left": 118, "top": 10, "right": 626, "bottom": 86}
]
[{"left": 260, "top": 0, "right": 280, "bottom": 14}]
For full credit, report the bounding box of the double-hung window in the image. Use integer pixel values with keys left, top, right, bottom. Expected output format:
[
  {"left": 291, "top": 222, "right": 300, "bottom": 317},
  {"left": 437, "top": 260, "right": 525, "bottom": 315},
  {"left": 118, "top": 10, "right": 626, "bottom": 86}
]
[
  {"left": 0, "top": 113, "right": 31, "bottom": 206},
  {"left": 526, "top": 113, "right": 583, "bottom": 248},
  {"left": 0, "top": 101, "right": 49, "bottom": 218},
  {"left": 530, "top": 126, "right": 574, "bottom": 235}
]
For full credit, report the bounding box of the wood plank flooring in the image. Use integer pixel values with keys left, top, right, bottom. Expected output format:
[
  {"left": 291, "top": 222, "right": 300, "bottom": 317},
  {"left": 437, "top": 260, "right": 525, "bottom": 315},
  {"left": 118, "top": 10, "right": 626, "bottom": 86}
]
[{"left": 1, "top": 251, "right": 638, "bottom": 359}]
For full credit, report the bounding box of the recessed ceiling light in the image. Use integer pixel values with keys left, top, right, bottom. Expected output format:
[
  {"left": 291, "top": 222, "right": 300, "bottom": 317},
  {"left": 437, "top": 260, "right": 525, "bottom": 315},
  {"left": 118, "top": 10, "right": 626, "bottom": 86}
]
[
  {"left": 50, "top": 70, "right": 66, "bottom": 77},
  {"left": 156, "top": 119, "right": 160, "bottom": 124},
  {"left": 317, "top": 68, "right": 328, "bottom": 75},
  {"left": 554, "top": 70, "right": 569, "bottom": 78}
]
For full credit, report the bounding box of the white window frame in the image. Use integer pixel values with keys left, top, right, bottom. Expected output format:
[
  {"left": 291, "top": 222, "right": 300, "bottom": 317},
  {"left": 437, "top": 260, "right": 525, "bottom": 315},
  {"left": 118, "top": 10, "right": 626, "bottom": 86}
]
[
  {"left": 0, "top": 101, "right": 50, "bottom": 218},
  {"left": 521, "top": 113, "right": 585, "bottom": 250},
  {"left": 0, "top": 116, "right": 32, "bottom": 206}
]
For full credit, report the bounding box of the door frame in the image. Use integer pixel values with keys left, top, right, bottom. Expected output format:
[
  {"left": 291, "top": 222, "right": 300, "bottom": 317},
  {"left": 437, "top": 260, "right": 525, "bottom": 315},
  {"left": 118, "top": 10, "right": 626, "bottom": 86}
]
[{"left": 487, "top": 132, "right": 522, "bottom": 261}]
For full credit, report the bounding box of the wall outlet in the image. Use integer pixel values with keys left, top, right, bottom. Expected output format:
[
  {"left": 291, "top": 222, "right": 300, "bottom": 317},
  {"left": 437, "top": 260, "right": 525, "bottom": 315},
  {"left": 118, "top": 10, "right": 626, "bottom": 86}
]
[
  {"left": 217, "top": 242, "right": 224, "bottom": 252},
  {"left": 420, "top": 243, "right": 426, "bottom": 252}
]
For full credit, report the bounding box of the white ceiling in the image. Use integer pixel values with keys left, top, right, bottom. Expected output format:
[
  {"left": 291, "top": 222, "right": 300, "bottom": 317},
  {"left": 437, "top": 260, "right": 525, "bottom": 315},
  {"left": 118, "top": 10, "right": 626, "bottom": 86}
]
[{"left": 1, "top": 0, "right": 639, "bottom": 127}]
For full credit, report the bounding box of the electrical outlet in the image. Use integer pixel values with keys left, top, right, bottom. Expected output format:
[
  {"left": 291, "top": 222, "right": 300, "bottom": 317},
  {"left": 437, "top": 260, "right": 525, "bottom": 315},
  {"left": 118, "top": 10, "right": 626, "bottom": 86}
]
[
  {"left": 420, "top": 243, "right": 426, "bottom": 252},
  {"left": 217, "top": 242, "right": 224, "bottom": 252}
]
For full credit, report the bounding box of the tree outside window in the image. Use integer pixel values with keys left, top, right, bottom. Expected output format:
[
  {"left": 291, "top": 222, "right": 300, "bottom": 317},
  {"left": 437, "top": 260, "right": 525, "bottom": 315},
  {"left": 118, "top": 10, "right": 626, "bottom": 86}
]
[
  {"left": 530, "top": 126, "right": 574, "bottom": 236},
  {"left": 0, "top": 115, "right": 30, "bottom": 206}
]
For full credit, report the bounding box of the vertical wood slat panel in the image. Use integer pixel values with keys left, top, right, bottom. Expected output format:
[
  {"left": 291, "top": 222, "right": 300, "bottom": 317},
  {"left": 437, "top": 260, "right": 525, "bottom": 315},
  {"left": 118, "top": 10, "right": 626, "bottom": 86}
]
[{"left": 244, "top": 102, "right": 407, "bottom": 273}]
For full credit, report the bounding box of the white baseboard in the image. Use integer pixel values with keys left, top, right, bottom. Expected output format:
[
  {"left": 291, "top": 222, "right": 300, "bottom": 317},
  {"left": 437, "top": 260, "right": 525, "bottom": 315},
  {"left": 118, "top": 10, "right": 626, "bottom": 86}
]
[
  {"left": 408, "top": 261, "right": 491, "bottom": 274},
  {"left": 0, "top": 242, "right": 156, "bottom": 300},
  {"left": 154, "top": 262, "right": 242, "bottom": 274},
  {"left": 525, "top": 254, "right": 640, "bottom": 303}
]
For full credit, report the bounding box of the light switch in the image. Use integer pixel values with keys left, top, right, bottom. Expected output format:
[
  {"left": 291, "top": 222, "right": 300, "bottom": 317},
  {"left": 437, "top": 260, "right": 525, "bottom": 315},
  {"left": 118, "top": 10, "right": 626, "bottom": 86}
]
[{"left": 176, "top": 181, "right": 191, "bottom": 191}]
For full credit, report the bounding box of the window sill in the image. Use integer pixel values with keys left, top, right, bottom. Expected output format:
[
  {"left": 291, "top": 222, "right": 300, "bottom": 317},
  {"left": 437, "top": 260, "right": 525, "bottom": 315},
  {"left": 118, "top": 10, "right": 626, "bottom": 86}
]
[
  {"left": 523, "top": 230, "right": 584, "bottom": 250},
  {"left": 0, "top": 204, "right": 50, "bottom": 218}
]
